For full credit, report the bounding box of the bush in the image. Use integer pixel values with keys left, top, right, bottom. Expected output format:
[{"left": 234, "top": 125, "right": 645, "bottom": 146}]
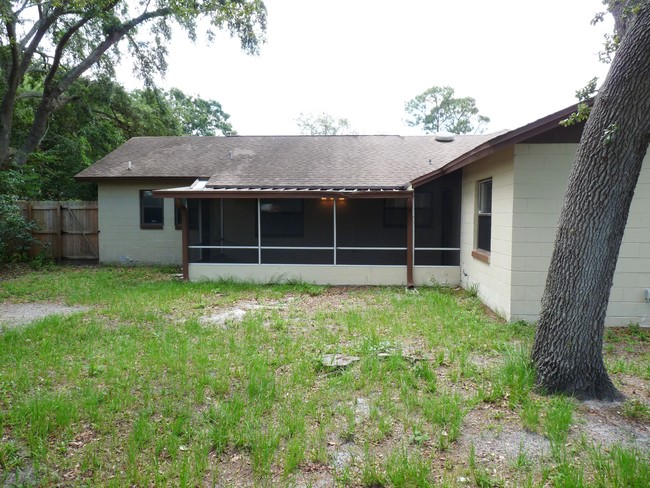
[{"left": 0, "top": 196, "right": 35, "bottom": 264}]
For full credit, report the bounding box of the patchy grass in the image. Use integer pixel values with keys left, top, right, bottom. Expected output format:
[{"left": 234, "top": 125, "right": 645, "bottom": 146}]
[{"left": 0, "top": 266, "right": 648, "bottom": 487}]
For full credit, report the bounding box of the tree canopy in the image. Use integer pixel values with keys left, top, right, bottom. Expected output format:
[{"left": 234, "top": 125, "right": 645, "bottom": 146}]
[
  {"left": 295, "top": 112, "right": 356, "bottom": 136},
  {"left": 404, "top": 85, "right": 490, "bottom": 134},
  {"left": 0, "top": 0, "right": 266, "bottom": 166},
  {"left": 1, "top": 78, "right": 235, "bottom": 200}
]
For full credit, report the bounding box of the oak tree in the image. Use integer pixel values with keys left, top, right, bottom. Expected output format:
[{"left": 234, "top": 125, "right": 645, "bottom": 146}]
[
  {"left": 6, "top": 78, "right": 235, "bottom": 200},
  {"left": 532, "top": 0, "right": 650, "bottom": 400},
  {"left": 0, "top": 0, "right": 266, "bottom": 167}
]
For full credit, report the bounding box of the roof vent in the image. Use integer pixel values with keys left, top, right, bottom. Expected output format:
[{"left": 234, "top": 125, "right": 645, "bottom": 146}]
[{"left": 434, "top": 131, "right": 455, "bottom": 142}]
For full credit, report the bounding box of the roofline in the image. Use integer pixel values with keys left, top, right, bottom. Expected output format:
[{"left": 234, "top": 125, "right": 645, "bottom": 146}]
[
  {"left": 153, "top": 189, "right": 414, "bottom": 200},
  {"left": 74, "top": 175, "right": 204, "bottom": 182},
  {"left": 410, "top": 103, "right": 582, "bottom": 187}
]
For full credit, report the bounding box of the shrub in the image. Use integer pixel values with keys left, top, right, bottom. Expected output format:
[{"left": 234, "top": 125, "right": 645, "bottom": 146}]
[{"left": 0, "top": 196, "right": 35, "bottom": 264}]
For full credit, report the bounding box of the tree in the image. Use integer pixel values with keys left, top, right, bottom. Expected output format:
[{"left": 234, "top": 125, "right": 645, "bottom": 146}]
[
  {"left": 404, "top": 85, "right": 490, "bottom": 134},
  {"left": 0, "top": 0, "right": 266, "bottom": 167},
  {"left": 295, "top": 112, "right": 356, "bottom": 135},
  {"left": 531, "top": 1, "right": 650, "bottom": 400},
  {"left": 9, "top": 77, "right": 235, "bottom": 200},
  {"left": 165, "top": 88, "right": 236, "bottom": 136}
]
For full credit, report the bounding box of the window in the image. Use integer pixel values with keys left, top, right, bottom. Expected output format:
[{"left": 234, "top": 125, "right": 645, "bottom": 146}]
[
  {"left": 140, "top": 190, "right": 164, "bottom": 229},
  {"left": 383, "top": 193, "right": 432, "bottom": 228},
  {"left": 260, "top": 199, "right": 303, "bottom": 237},
  {"left": 476, "top": 178, "right": 492, "bottom": 252}
]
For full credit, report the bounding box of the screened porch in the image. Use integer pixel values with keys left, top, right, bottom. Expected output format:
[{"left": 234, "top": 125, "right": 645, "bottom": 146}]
[{"left": 184, "top": 172, "right": 461, "bottom": 271}]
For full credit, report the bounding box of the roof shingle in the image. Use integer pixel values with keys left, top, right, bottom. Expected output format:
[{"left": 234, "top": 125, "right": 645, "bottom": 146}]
[{"left": 75, "top": 134, "right": 503, "bottom": 189}]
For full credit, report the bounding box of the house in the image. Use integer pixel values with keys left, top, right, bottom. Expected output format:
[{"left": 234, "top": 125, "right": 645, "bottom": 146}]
[{"left": 75, "top": 104, "right": 650, "bottom": 326}]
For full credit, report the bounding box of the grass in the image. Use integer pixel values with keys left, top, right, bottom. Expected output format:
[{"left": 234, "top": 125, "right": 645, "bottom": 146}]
[{"left": 0, "top": 265, "right": 648, "bottom": 486}]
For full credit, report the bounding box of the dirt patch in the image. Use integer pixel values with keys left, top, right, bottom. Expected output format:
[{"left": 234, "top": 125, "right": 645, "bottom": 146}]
[
  {"left": 614, "top": 373, "right": 650, "bottom": 400},
  {"left": 205, "top": 450, "right": 255, "bottom": 487},
  {"left": 577, "top": 401, "right": 650, "bottom": 450},
  {"left": 195, "top": 288, "right": 373, "bottom": 330},
  {"left": 456, "top": 406, "right": 551, "bottom": 468},
  {"left": 0, "top": 303, "right": 89, "bottom": 329}
]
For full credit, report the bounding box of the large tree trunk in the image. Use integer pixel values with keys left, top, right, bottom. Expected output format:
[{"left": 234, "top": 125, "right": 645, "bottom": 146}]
[
  {"left": 0, "top": 18, "right": 21, "bottom": 166},
  {"left": 13, "top": 94, "right": 58, "bottom": 166},
  {"left": 531, "top": 2, "right": 650, "bottom": 401},
  {"left": 0, "top": 86, "right": 18, "bottom": 166}
]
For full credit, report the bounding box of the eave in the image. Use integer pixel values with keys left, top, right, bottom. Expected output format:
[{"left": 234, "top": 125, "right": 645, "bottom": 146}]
[
  {"left": 153, "top": 186, "right": 414, "bottom": 200},
  {"left": 74, "top": 175, "right": 202, "bottom": 183},
  {"left": 410, "top": 102, "right": 585, "bottom": 187}
]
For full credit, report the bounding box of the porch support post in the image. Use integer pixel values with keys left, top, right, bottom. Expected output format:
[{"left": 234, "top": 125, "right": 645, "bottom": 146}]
[
  {"left": 333, "top": 198, "right": 337, "bottom": 265},
  {"left": 257, "top": 198, "right": 262, "bottom": 264},
  {"left": 406, "top": 195, "right": 414, "bottom": 288},
  {"left": 176, "top": 198, "right": 189, "bottom": 281}
]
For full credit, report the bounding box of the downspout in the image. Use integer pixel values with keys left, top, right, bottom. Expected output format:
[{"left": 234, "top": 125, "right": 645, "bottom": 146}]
[{"left": 406, "top": 194, "right": 414, "bottom": 288}]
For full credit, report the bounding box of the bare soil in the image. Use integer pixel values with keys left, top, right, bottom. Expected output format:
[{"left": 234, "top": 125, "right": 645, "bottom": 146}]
[{"left": 0, "top": 302, "right": 89, "bottom": 329}]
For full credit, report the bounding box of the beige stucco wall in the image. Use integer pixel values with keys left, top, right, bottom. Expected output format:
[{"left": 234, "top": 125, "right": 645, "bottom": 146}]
[
  {"left": 189, "top": 263, "right": 460, "bottom": 286},
  {"left": 510, "top": 144, "right": 650, "bottom": 326},
  {"left": 97, "top": 180, "right": 190, "bottom": 265},
  {"left": 460, "top": 148, "right": 515, "bottom": 319}
]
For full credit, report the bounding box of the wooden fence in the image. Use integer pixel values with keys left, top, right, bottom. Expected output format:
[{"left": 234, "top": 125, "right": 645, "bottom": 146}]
[{"left": 18, "top": 201, "right": 99, "bottom": 261}]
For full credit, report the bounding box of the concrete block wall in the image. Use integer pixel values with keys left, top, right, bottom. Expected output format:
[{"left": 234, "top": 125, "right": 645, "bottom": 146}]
[
  {"left": 460, "top": 148, "right": 515, "bottom": 319},
  {"left": 608, "top": 153, "right": 650, "bottom": 326},
  {"left": 97, "top": 180, "right": 190, "bottom": 265},
  {"left": 510, "top": 144, "right": 650, "bottom": 326},
  {"left": 189, "top": 264, "right": 461, "bottom": 287},
  {"left": 508, "top": 144, "right": 575, "bottom": 322}
]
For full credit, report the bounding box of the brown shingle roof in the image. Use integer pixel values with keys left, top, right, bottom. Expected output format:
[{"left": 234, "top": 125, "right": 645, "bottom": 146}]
[{"left": 75, "top": 134, "right": 503, "bottom": 189}]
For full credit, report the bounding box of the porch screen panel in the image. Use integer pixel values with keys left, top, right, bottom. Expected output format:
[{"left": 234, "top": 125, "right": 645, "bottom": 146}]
[
  {"left": 337, "top": 199, "right": 407, "bottom": 265},
  {"left": 262, "top": 249, "right": 333, "bottom": 264},
  {"left": 188, "top": 199, "right": 229, "bottom": 263},
  {"left": 414, "top": 172, "right": 461, "bottom": 266},
  {"left": 189, "top": 248, "right": 258, "bottom": 264},
  {"left": 260, "top": 199, "right": 333, "bottom": 247},
  {"left": 188, "top": 198, "right": 258, "bottom": 263},
  {"left": 337, "top": 250, "right": 407, "bottom": 266},
  {"left": 337, "top": 199, "right": 406, "bottom": 247},
  {"left": 223, "top": 199, "right": 258, "bottom": 246},
  {"left": 414, "top": 250, "right": 460, "bottom": 266}
]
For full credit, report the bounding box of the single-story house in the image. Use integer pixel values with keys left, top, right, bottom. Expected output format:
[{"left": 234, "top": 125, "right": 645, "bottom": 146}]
[{"left": 75, "top": 104, "right": 650, "bottom": 326}]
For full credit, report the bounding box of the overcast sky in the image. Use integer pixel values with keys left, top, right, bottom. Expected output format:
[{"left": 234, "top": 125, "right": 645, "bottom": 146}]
[{"left": 119, "top": 0, "right": 613, "bottom": 136}]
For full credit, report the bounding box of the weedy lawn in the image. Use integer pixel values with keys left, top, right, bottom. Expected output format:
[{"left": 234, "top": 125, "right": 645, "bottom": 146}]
[{"left": 0, "top": 267, "right": 648, "bottom": 487}]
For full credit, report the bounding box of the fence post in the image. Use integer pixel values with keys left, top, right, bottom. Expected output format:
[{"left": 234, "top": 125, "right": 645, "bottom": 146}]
[{"left": 56, "top": 203, "right": 63, "bottom": 262}]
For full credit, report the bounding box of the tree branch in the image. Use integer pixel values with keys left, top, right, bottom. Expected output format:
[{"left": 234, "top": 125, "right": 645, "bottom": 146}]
[
  {"left": 14, "top": 0, "right": 38, "bottom": 17},
  {"left": 56, "top": 6, "right": 172, "bottom": 95},
  {"left": 5, "top": 17, "right": 19, "bottom": 73},
  {"left": 42, "top": 15, "right": 94, "bottom": 91},
  {"left": 16, "top": 91, "right": 43, "bottom": 100},
  {"left": 17, "top": 4, "right": 60, "bottom": 51},
  {"left": 44, "top": 0, "right": 122, "bottom": 91},
  {"left": 17, "top": 6, "right": 62, "bottom": 78}
]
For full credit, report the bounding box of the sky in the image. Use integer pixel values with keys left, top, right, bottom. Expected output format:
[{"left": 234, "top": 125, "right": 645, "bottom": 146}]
[{"left": 118, "top": 0, "right": 613, "bottom": 136}]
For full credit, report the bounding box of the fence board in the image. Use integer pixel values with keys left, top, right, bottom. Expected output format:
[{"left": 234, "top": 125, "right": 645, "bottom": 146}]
[{"left": 18, "top": 201, "right": 99, "bottom": 261}]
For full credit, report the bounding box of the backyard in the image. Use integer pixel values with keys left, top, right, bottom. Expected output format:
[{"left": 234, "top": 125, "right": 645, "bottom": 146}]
[{"left": 0, "top": 266, "right": 648, "bottom": 487}]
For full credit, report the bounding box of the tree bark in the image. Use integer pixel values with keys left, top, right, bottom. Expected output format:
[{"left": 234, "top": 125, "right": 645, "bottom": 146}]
[{"left": 532, "top": 1, "right": 650, "bottom": 401}]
